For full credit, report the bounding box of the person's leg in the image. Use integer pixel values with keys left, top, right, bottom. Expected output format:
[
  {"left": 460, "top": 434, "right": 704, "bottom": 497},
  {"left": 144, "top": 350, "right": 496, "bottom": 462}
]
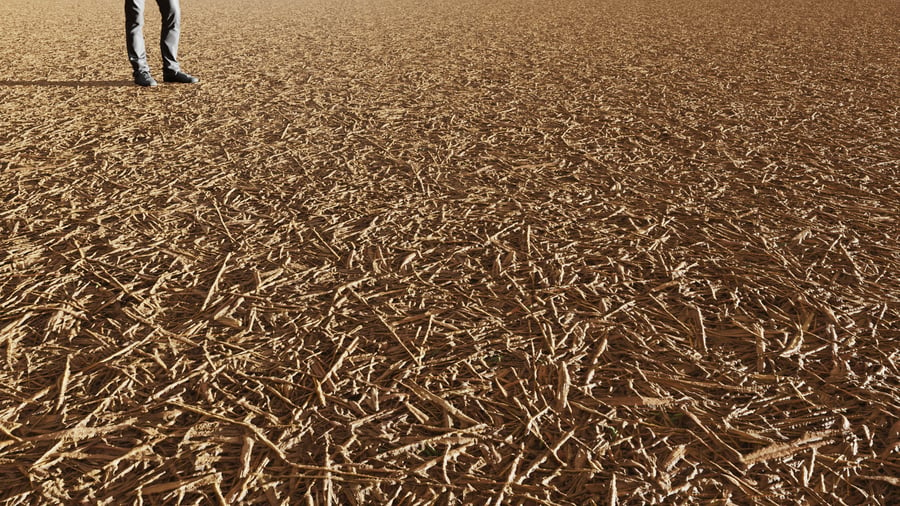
[
  {"left": 156, "top": 0, "right": 181, "bottom": 74},
  {"left": 125, "top": 0, "right": 149, "bottom": 74},
  {"left": 157, "top": 0, "right": 198, "bottom": 83}
]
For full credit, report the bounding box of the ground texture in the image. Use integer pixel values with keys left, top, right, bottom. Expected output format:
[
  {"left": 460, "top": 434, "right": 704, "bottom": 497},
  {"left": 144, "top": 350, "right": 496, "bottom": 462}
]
[{"left": 1, "top": 0, "right": 899, "bottom": 504}]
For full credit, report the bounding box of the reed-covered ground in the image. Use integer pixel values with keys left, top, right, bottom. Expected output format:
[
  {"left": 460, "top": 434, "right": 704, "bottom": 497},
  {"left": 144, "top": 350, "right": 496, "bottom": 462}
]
[{"left": 1, "top": 0, "right": 898, "bottom": 503}]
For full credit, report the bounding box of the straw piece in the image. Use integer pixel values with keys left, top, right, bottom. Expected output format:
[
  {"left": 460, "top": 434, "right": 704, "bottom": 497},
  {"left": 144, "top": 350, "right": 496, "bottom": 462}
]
[
  {"left": 740, "top": 431, "right": 844, "bottom": 467},
  {"left": 403, "top": 382, "right": 480, "bottom": 427},
  {"left": 202, "top": 252, "right": 233, "bottom": 311}
]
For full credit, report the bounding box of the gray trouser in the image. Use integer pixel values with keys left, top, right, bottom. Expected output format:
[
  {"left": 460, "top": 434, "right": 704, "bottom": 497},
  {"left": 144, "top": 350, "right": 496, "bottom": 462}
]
[{"left": 125, "top": 0, "right": 181, "bottom": 74}]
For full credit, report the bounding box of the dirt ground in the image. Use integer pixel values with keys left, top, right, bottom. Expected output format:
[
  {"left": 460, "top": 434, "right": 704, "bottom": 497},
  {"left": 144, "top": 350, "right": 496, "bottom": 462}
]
[{"left": 0, "top": 0, "right": 898, "bottom": 503}]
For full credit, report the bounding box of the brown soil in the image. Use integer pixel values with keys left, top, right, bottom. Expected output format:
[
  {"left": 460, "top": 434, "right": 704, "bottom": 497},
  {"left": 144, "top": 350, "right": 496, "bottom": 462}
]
[{"left": 1, "top": 0, "right": 898, "bottom": 503}]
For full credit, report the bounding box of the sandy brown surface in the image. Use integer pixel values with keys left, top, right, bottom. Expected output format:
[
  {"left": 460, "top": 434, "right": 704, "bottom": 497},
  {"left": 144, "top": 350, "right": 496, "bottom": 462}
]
[{"left": 1, "top": 0, "right": 899, "bottom": 503}]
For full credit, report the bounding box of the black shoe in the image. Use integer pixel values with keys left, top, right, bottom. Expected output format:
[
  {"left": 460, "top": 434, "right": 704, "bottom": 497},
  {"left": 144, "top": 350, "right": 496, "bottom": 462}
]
[
  {"left": 163, "top": 71, "right": 199, "bottom": 84},
  {"left": 134, "top": 70, "right": 158, "bottom": 87}
]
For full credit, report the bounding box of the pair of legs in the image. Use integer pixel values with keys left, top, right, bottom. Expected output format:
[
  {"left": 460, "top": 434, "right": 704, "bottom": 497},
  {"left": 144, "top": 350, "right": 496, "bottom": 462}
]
[{"left": 125, "top": 0, "right": 197, "bottom": 85}]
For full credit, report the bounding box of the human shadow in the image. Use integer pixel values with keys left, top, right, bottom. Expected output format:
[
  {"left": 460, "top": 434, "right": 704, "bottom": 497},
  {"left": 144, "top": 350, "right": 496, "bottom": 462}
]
[{"left": 0, "top": 80, "right": 133, "bottom": 87}]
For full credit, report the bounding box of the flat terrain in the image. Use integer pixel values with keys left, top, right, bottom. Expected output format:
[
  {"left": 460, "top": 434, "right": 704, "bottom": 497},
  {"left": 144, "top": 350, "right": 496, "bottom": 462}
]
[{"left": 1, "top": 0, "right": 898, "bottom": 503}]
